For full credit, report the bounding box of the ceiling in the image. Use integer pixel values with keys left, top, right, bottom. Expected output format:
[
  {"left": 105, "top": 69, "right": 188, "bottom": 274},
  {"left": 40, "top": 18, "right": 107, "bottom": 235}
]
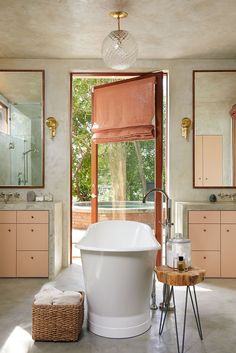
[{"left": 1, "top": 0, "right": 236, "bottom": 60}]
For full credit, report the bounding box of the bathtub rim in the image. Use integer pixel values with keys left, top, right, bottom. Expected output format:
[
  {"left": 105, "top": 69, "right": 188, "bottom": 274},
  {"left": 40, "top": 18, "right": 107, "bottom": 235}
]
[{"left": 77, "top": 220, "right": 161, "bottom": 252}]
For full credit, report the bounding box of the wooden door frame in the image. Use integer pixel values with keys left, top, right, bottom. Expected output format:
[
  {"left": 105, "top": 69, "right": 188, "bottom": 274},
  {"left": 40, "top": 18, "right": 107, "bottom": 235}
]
[{"left": 70, "top": 72, "right": 167, "bottom": 265}]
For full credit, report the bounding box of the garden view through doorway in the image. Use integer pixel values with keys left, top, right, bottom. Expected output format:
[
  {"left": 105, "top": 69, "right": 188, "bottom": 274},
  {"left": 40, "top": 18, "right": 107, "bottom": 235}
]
[{"left": 71, "top": 73, "right": 167, "bottom": 263}]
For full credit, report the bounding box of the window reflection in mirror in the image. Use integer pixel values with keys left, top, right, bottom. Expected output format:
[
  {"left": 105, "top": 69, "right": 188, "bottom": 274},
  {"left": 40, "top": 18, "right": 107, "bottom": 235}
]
[
  {"left": 0, "top": 70, "right": 44, "bottom": 187},
  {"left": 193, "top": 70, "right": 236, "bottom": 188}
]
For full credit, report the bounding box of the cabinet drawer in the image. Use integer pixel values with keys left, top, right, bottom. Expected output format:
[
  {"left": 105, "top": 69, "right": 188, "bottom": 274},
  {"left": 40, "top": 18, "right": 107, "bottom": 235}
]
[
  {"left": 0, "top": 211, "right": 16, "bottom": 223},
  {"left": 221, "top": 211, "right": 236, "bottom": 224},
  {"left": 189, "top": 224, "right": 220, "bottom": 250},
  {"left": 192, "top": 251, "right": 220, "bottom": 277},
  {"left": 188, "top": 211, "right": 220, "bottom": 224},
  {"left": 17, "top": 211, "right": 48, "bottom": 224},
  {"left": 17, "top": 224, "right": 48, "bottom": 250},
  {"left": 17, "top": 251, "right": 48, "bottom": 277},
  {"left": 0, "top": 224, "right": 16, "bottom": 277}
]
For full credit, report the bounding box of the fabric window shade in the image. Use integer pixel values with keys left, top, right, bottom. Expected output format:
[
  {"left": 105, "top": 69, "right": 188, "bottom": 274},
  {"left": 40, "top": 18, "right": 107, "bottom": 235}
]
[{"left": 92, "top": 76, "right": 156, "bottom": 144}]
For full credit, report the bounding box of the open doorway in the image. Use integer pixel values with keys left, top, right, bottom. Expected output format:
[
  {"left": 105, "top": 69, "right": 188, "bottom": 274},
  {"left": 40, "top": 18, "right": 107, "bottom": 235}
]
[{"left": 70, "top": 73, "right": 168, "bottom": 264}]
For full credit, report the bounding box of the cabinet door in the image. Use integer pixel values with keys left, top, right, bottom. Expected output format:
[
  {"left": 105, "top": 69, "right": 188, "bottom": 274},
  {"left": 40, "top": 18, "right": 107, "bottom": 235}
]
[
  {"left": 17, "top": 251, "right": 48, "bottom": 277},
  {"left": 0, "top": 224, "right": 16, "bottom": 277},
  {"left": 195, "top": 136, "right": 203, "bottom": 186},
  {"left": 221, "top": 224, "right": 236, "bottom": 277},
  {"left": 189, "top": 224, "right": 220, "bottom": 250},
  {"left": 192, "top": 251, "right": 220, "bottom": 277},
  {"left": 17, "top": 224, "right": 48, "bottom": 250},
  {"left": 203, "top": 135, "right": 223, "bottom": 186}
]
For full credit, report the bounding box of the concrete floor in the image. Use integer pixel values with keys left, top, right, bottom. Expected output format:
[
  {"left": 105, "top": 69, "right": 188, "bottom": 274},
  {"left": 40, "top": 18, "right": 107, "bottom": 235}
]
[{"left": 1, "top": 264, "right": 236, "bottom": 353}]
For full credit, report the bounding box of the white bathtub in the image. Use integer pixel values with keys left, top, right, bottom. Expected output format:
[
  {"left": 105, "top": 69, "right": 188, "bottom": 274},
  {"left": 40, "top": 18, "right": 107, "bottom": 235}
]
[{"left": 78, "top": 220, "right": 161, "bottom": 338}]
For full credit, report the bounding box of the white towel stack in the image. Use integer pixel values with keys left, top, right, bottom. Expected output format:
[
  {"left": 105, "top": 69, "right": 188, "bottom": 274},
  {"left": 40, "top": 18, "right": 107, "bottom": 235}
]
[
  {"left": 52, "top": 291, "right": 81, "bottom": 305},
  {"left": 34, "top": 284, "right": 81, "bottom": 305}
]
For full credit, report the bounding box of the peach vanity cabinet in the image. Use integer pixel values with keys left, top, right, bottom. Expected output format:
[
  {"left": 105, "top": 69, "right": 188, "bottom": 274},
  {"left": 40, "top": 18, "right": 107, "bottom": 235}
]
[
  {"left": 195, "top": 135, "right": 223, "bottom": 186},
  {"left": 0, "top": 210, "right": 49, "bottom": 278},
  {"left": 188, "top": 210, "right": 236, "bottom": 278}
]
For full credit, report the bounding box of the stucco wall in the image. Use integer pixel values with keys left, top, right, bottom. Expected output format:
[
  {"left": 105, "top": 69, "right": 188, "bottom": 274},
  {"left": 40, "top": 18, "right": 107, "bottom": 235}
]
[{"left": 1, "top": 58, "right": 236, "bottom": 266}]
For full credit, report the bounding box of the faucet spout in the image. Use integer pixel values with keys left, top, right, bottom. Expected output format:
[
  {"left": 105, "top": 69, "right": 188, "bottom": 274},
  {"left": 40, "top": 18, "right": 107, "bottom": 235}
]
[
  {"left": 143, "top": 187, "right": 169, "bottom": 204},
  {"left": 142, "top": 187, "right": 173, "bottom": 240}
]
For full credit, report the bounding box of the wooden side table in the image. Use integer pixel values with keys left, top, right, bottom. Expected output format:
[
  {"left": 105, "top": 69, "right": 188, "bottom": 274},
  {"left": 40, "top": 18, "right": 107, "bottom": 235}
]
[{"left": 155, "top": 266, "right": 206, "bottom": 353}]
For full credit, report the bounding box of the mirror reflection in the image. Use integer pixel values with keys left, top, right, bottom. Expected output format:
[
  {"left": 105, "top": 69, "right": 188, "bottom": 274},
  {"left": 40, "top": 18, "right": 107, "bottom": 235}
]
[
  {"left": 0, "top": 70, "right": 44, "bottom": 187},
  {"left": 194, "top": 70, "right": 236, "bottom": 187}
]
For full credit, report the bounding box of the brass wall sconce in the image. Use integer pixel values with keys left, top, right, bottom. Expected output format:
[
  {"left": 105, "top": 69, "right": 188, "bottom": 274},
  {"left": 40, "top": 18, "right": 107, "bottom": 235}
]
[
  {"left": 181, "top": 117, "right": 192, "bottom": 140},
  {"left": 46, "top": 117, "right": 58, "bottom": 138}
]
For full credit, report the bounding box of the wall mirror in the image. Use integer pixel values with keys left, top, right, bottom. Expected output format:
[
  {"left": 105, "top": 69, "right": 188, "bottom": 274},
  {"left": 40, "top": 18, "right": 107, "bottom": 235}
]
[
  {"left": 193, "top": 70, "right": 236, "bottom": 188},
  {"left": 0, "top": 70, "right": 44, "bottom": 188}
]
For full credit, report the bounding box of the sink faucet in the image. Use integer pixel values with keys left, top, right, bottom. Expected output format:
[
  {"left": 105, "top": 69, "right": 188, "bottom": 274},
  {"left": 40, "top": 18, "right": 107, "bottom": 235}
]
[
  {"left": 143, "top": 187, "right": 174, "bottom": 311},
  {"left": 0, "top": 192, "right": 20, "bottom": 204}
]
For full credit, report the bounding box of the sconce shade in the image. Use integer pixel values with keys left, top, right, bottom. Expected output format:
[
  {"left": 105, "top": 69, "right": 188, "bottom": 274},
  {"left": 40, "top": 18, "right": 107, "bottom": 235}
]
[{"left": 102, "top": 30, "right": 138, "bottom": 70}]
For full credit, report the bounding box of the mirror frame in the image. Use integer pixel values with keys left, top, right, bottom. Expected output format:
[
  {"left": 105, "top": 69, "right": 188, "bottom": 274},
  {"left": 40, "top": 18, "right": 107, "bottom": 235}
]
[
  {"left": 0, "top": 69, "right": 45, "bottom": 188},
  {"left": 193, "top": 69, "right": 236, "bottom": 189}
]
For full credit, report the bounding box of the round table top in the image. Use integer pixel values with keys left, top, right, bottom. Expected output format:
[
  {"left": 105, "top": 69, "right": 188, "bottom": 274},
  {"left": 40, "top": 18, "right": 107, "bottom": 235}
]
[{"left": 154, "top": 266, "right": 206, "bottom": 286}]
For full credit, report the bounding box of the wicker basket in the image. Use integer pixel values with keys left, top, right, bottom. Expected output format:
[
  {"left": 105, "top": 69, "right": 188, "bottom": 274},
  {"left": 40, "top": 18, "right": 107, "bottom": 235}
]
[{"left": 32, "top": 291, "right": 84, "bottom": 342}]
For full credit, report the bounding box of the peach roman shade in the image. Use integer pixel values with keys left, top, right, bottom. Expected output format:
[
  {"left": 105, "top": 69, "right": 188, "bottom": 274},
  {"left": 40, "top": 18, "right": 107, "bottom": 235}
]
[{"left": 92, "top": 75, "right": 156, "bottom": 143}]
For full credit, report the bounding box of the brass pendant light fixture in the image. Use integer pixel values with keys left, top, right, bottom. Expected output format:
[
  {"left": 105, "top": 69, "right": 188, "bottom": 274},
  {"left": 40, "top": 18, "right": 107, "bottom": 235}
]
[{"left": 101, "top": 11, "right": 138, "bottom": 70}]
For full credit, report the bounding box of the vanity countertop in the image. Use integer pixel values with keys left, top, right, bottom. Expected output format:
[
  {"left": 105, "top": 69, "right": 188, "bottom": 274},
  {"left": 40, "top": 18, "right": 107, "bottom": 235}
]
[
  {"left": 0, "top": 201, "right": 61, "bottom": 210},
  {"left": 175, "top": 200, "right": 236, "bottom": 237}
]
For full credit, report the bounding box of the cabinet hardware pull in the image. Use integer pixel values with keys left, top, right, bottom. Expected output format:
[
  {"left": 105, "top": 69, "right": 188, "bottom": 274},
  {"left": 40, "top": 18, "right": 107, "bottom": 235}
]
[
  {"left": 227, "top": 229, "right": 229, "bottom": 232},
  {"left": 31, "top": 216, "right": 34, "bottom": 219},
  {"left": 203, "top": 229, "right": 206, "bottom": 232},
  {"left": 203, "top": 216, "right": 207, "bottom": 219},
  {"left": 8, "top": 229, "right": 11, "bottom": 232},
  {"left": 31, "top": 229, "right": 34, "bottom": 232},
  {"left": 31, "top": 256, "right": 34, "bottom": 260},
  {"left": 203, "top": 256, "right": 206, "bottom": 259}
]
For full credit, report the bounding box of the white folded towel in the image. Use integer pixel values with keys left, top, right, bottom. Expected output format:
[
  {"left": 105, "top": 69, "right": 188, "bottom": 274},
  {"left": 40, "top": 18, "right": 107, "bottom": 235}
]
[
  {"left": 34, "top": 287, "right": 62, "bottom": 305},
  {"left": 52, "top": 291, "right": 81, "bottom": 305},
  {"left": 34, "top": 296, "right": 53, "bottom": 305}
]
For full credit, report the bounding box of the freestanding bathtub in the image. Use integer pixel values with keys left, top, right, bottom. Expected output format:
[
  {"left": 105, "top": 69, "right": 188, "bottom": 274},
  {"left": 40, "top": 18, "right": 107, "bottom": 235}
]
[{"left": 78, "top": 220, "right": 161, "bottom": 338}]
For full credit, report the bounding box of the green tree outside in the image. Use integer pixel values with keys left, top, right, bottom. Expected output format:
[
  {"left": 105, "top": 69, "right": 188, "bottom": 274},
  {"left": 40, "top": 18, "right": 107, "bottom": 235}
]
[{"left": 72, "top": 77, "right": 163, "bottom": 203}]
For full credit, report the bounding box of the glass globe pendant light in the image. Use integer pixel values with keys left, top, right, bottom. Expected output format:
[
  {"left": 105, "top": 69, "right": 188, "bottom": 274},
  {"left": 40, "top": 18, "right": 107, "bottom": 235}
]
[{"left": 102, "top": 11, "right": 138, "bottom": 70}]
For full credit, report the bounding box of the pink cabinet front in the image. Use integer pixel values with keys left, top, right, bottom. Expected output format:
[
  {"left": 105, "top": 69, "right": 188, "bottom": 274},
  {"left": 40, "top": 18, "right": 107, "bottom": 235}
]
[
  {"left": 17, "top": 224, "right": 48, "bottom": 251},
  {"left": 188, "top": 211, "right": 220, "bottom": 224},
  {"left": 221, "top": 211, "right": 236, "bottom": 224},
  {"left": 17, "top": 251, "right": 48, "bottom": 277},
  {"left": 0, "top": 211, "right": 16, "bottom": 224},
  {"left": 17, "top": 211, "right": 48, "bottom": 224},
  {"left": 192, "top": 251, "right": 220, "bottom": 277},
  {"left": 189, "top": 224, "right": 220, "bottom": 251},
  {"left": 0, "top": 224, "right": 17, "bottom": 277},
  {"left": 202, "top": 135, "right": 223, "bottom": 186},
  {"left": 221, "top": 224, "right": 236, "bottom": 277},
  {"left": 195, "top": 136, "right": 203, "bottom": 186}
]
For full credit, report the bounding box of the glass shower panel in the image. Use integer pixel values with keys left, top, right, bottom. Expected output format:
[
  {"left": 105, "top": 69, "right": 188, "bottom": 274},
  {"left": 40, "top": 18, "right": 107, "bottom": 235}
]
[
  {"left": 0, "top": 132, "right": 11, "bottom": 185},
  {"left": 97, "top": 140, "right": 155, "bottom": 229}
]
